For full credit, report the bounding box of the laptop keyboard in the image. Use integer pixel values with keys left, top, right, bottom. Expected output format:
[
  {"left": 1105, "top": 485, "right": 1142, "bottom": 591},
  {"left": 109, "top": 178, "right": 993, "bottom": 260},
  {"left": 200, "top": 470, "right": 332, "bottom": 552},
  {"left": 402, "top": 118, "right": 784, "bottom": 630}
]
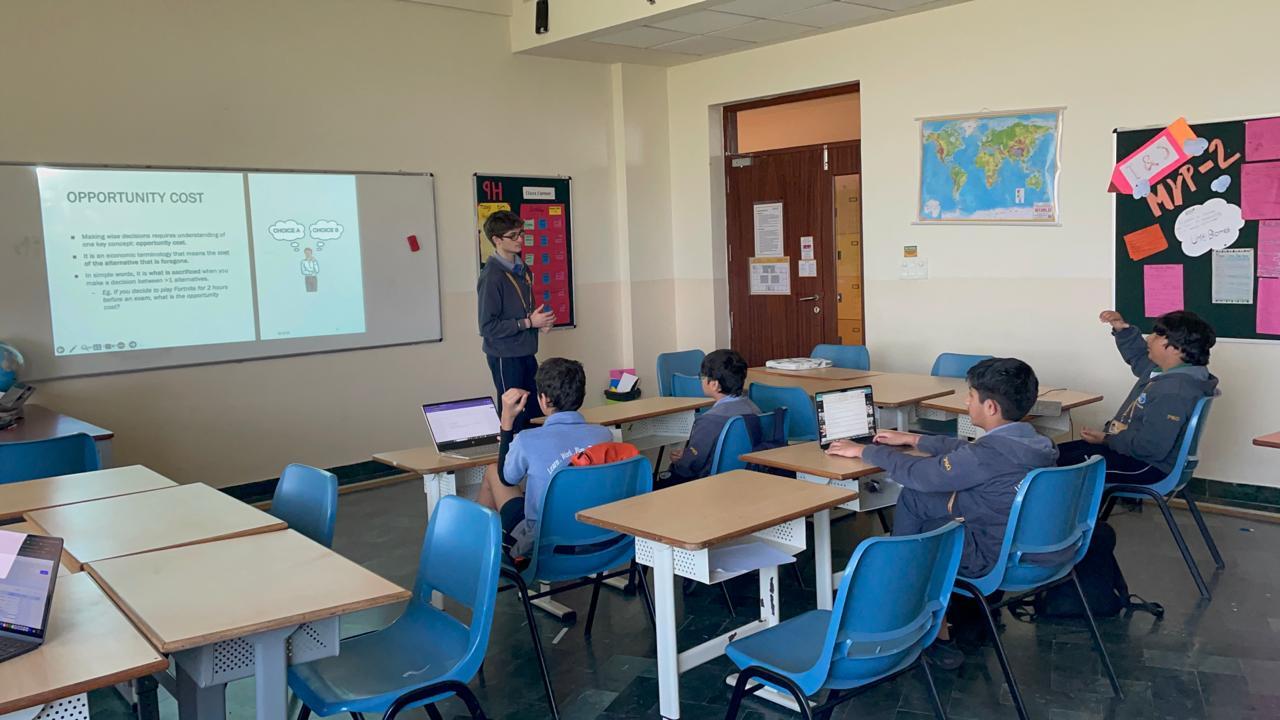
[
  {"left": 446, "top": 445, "right": 498, "bottom": 459},
  {"left": 0, "top": 635, "right": 36, "bottom": 661}
]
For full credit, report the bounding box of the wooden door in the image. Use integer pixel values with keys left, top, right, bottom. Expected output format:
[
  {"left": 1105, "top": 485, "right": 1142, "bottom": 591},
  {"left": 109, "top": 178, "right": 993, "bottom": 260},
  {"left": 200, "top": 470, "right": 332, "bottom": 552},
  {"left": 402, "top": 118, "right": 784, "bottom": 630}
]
[{"left": 725, "top": 142, "right": 860, "bottom": 367}]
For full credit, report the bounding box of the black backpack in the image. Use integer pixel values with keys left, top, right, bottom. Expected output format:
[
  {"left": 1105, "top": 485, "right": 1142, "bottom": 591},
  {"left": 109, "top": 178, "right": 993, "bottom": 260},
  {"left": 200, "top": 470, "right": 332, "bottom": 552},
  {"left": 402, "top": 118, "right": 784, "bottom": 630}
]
[
  {"left": 1014, "top": 522, "right": 1164, "bottom": 621},
  {"left": 743, "top": 408, "right": 793, "bottom": 477}
]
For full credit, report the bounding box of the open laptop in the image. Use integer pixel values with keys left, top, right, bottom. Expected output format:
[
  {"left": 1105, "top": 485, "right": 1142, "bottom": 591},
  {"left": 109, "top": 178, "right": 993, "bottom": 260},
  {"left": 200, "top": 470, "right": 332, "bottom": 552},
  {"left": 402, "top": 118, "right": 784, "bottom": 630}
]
[
  {"left": 0, "top": 530, "right": 63, "bottom": 663},
  {"left": 815, "top": 385, "right": 878, "bottom": 449},
  {"left": 421, "top": 397, "right": 502, "bottom": 460}
]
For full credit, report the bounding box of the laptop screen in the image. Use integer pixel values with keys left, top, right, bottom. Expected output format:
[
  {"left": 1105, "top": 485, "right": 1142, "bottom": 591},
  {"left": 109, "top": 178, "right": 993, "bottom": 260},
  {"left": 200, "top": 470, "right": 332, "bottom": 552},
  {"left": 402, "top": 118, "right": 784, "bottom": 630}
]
[
  {"left": 0, "top": 532, "right": 62, "bottom": 640},
  {"left": 816, "top": 385, "right": 877, "bottom": 448},
  {"left": 422, "top": 397, "right": 501, "bottom": 449}
]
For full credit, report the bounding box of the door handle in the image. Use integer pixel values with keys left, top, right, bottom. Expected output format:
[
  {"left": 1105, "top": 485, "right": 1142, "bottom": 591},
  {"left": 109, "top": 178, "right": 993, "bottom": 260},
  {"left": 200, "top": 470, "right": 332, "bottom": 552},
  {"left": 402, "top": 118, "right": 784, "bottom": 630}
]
[{"left": 799, "top": 294, "right": 821, "bottom": 302}]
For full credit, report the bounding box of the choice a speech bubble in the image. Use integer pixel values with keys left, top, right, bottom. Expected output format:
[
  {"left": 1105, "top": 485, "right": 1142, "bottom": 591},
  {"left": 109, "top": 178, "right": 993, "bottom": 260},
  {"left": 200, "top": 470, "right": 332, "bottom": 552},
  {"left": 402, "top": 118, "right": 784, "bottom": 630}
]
[{"left": 269, "top": 220, "right": 305, "bottom": 243}]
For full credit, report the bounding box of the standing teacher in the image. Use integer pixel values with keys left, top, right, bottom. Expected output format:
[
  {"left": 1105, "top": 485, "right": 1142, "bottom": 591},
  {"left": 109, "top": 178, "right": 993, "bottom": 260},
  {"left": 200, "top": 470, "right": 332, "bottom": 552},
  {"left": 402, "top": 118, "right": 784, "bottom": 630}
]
[{"left": 477, "top": 210, "right": 556, "bottom": 433}]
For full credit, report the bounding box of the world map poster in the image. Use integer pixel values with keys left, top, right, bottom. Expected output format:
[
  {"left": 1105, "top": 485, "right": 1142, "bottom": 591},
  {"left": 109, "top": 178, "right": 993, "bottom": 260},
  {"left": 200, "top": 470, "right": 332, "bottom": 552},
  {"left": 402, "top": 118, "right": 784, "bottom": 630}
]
[{"left": 918, "top": 109, "right": 1063, "bottom": 224}]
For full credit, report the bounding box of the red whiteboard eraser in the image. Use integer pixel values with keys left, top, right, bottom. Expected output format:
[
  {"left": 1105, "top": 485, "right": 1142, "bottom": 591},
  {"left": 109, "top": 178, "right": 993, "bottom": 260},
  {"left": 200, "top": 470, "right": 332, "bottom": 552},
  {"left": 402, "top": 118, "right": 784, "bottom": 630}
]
[{"left": 406, "top": 234, "right": 420, "bottom": 252}]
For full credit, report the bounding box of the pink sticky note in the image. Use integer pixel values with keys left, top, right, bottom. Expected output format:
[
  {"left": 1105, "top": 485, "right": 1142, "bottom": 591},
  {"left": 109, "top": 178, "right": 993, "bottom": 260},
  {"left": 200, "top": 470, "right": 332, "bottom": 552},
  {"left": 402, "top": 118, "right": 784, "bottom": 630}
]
[
  {"left": 1246, "top": 118, "right": 1280, "bottom": 162},
  {"left": 1258, "top": 278, "right": 1280, "bottom": 335},
  {"left": 1144, "top": 264, "right": 1184, "bottom": 317},
  {"left": 1259, "top": 221, "right": 1280, "bottom": 278},
  {"left": 1241, "top": 161, "right": 1280, "bottom": 220}
]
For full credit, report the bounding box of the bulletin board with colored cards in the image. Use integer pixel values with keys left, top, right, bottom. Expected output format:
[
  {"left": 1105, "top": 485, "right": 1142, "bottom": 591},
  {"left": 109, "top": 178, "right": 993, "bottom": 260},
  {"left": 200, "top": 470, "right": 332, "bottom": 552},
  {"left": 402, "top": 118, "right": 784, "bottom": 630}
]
[
  {"left": 475, "top": 174, "right": 575, "bottom": 328},
  {"left": 1113, "top": 116, "right": 1280, "bottom": 341}
]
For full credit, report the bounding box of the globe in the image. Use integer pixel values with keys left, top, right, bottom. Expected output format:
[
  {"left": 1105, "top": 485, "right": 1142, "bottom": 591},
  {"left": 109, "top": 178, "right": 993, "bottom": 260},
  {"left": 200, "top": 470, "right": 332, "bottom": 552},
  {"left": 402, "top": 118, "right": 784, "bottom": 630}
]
[{"left": 0, "top": 343, "right": 25, "bottom": 392}]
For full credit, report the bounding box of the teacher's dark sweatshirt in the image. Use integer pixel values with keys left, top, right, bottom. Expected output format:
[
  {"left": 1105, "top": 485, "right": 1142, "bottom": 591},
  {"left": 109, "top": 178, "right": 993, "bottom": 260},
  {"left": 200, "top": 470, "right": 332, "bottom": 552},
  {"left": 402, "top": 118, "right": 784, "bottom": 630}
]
[{"left": 477, "top": 254, "right": 539, "bottom": 358}]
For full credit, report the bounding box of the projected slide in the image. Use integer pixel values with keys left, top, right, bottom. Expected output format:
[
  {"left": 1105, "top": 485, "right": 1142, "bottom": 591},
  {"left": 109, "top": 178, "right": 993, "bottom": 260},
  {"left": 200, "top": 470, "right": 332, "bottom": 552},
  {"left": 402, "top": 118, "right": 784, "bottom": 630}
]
[
  {"left": 248, "top": 173, "right": 366, "bottom": 340},
  {"left": 37, "top": 168, "right": 256, "bottom": 355}
]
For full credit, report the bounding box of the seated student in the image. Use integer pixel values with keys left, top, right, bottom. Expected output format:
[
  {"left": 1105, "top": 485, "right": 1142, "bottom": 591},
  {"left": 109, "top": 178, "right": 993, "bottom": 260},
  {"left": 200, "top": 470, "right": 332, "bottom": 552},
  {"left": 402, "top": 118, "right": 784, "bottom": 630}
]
[
  {"left": 1057, "top": 310, "right": 1218, "bottom": 485},
  {"left": 826, "top": 357, "right": 1057, "bottom": 669},
  {"left": 476, "top": 357, "right": 613, "bottom": 558},
  {"left": 661, "top": 349, "right": 760, "bottom": 486}
]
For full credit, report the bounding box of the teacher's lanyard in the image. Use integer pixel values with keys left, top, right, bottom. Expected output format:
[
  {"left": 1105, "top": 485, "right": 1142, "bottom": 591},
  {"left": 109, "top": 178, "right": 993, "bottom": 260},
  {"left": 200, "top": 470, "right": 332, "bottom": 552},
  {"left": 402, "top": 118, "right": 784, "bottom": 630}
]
[{"left": 503, "top": 270, "right": 533, "bottom": 317}]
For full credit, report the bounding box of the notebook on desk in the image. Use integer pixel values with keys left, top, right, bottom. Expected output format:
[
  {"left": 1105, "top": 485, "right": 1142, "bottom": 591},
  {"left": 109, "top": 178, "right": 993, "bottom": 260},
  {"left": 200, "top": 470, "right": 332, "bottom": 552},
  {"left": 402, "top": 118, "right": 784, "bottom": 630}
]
[{"left": 815, "top": 385, "right": 878, "bottom": 449}]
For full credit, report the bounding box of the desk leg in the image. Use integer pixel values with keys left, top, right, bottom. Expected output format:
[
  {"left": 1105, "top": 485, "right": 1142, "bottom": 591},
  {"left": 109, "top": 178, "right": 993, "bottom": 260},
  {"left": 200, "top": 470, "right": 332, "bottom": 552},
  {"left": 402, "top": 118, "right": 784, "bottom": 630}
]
[
  {"left": 251, "top": 625, "right": 296, "bottom": 720},
  {"left": 759, "top": 564, "right": 779, "bottom": 628},
  {"left": 813, "top": 509, "right": 833, "bottom": 611},
  {"left": 175, "top": 663, "right": 225, "bottom": 720},
  {"left": 652, "top": 544, "right": 681, "bottom": 719},
  {"left": 891, "top": 407, "right": 911, "bottom": 432},
  {"left": 135, "top": 674, "right": 161, "bottom": 720},
  {"left": 96, "top": 438, "right": 114, "bottom": 468},
  {"left": 423, "top": 472, "right": 457, "bottom": 609}
]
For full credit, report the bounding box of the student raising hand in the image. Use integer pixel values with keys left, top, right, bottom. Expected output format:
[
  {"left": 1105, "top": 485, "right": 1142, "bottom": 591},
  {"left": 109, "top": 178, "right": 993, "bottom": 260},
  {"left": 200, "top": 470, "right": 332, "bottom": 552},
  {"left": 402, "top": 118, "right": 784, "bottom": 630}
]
[
  {"left": 1099, "top": 310, "right": 1130, "bottom": 331},
  {"left": 500, "top": 388, "right": 530, "bottom": 430}
]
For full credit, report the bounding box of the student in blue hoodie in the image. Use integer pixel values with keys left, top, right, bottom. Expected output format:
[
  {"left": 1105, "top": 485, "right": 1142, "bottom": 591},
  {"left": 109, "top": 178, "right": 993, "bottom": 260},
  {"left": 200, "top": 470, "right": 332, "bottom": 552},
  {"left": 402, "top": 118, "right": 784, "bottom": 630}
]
[
  {"left": 660, "top": 349, "right": 760, "bottom": 487},
  {"left": 826, "top": 357, "right": 1057, "bottom": 669},
  {"left": 1057, "top": 310, "right": 1218, "bottom": 485}
]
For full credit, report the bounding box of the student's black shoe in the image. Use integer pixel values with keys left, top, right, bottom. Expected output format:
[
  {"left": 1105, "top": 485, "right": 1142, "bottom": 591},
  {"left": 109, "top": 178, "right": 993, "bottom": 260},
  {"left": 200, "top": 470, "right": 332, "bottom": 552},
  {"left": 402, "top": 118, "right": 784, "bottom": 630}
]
[{"left": 925, "top": 639, "right": 965, "bottom": 671}]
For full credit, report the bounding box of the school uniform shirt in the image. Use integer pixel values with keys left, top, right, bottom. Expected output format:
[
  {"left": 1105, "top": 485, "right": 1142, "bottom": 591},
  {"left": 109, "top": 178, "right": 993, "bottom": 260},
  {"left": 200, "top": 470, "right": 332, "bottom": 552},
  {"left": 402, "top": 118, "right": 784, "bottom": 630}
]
[
  {"left": 1106, "top": 327, "right": 1219, "bottom": 474},
  {"left": 501, "top": 411, "right": 613, "bottom": 555},
  {"left": 863, "top": 422, "right": 1058, "bottom": 577},
  {"left": 668, "top": 395, "right": 761, "bottom": 482}
]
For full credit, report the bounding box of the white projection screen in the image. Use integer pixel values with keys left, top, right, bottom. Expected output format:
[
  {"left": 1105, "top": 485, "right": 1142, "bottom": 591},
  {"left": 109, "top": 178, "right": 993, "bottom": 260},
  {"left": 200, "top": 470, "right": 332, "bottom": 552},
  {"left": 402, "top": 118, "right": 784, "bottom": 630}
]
[{"left": 0, "top": 164, "right": 442, "bottom": 380}]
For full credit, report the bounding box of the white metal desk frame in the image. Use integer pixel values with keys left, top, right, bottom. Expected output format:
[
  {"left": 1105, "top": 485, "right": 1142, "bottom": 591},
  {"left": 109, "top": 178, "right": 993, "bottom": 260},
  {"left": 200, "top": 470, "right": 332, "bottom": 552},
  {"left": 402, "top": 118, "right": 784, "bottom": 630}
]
[{"left": 633, "top": 509, "right": 835, "bottom": 720}]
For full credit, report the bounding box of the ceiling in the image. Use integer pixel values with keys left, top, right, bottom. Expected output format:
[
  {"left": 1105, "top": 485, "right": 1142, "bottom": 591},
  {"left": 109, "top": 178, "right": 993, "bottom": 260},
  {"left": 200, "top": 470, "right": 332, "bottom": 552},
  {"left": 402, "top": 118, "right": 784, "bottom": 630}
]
[{"left": 528, "top": 0, "right": 970, "bottom": 66}]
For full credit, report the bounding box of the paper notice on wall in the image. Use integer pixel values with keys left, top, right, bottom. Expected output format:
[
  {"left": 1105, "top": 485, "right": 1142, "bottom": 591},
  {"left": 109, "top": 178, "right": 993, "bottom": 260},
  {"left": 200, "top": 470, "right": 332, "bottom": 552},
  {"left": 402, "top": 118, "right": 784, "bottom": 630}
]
[
  {"left": 753, "top": 202, "right": 784, "bottom": 257},
  {"left": 1258, "top": 221, "right": 1280, "bottom": 277},
  {"left": 798, "top": 259, "right": 817, "bottom": 277},
  {"left": 1143, "top": 264, "right": 1184, "bottom": 317},
  {"left": 1241, "top": 161, "right": 1280, "bottom": 220},
  {"left": 1245, "top": 117, "right": 1280, "bottom": 163},
  {"left": 800, "top": 236, "right": 814, "bottom": 260},
  {"left": 1123, "top": 224, "right": 1169, "bottom": 261},
  {"left": 1211, "top": 248, "right": 1255, "bottom": 304},
  {"left": 750, "top": 256, "right": 790, "bottom": 295},
  {"left": 900, "top": 258, "right": 928, "bottom": 280},
  {"left": 1258, "top": 278, "right": 1280, "bottom": 335}
]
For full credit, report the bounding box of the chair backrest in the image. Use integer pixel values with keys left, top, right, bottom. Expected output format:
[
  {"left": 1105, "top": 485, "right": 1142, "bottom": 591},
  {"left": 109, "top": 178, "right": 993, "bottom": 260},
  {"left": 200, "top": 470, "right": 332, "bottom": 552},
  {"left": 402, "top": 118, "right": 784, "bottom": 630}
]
[
  {"left": 656, "top": 349, "right": 705, "bottom": 397},
  {"left": 670, "top": 373, "right": 705, "bottom": 399},
  {"left": 270, "top": 463, "right": 339, "bottom": 548},
  {"left": 529, "top": 455, "right": 653, "bottom": 583},
  {"left": 799, "top": 523, "right": 964, "bottom": 695},
  {"left": 0, "top": 433, "right": 100, "bottom": 485},
  {"left": 930, "top": 353, "right": 993, "bottom": 379},
  {"left": 965, "top": 456, "right": 1106, "bottom": 595},
  {"left": 1159, "top": 396, "right": 1214, "bottom": 495},
  {"left": 407, "top": 495, "right": 502, "bottom": 678},
  {"left": 748, "top": 383, "right": 817, "bottom": 442},
  {"left": 710, "top": 409, "right": 788, "bottom": 475},
  {"left": 811, "top": 344, "right": 870, "bottom": 371}
]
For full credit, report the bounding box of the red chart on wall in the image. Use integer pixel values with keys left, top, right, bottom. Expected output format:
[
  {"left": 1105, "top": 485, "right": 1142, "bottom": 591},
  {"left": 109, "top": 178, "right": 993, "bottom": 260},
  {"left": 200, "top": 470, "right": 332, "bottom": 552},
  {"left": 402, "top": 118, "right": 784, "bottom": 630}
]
[{"left": 475, "top": 174, "right": 575, "bottom": 328}]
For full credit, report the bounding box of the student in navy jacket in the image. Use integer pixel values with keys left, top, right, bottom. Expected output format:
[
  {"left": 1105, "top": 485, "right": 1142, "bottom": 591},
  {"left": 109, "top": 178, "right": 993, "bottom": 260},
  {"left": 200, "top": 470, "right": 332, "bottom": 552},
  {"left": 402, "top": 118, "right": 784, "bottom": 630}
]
[
  {"left": 1057, "top": 310, "right": 1218, "bottom": 485},
  {"left": 661, "top": 349, "right": 760, "bottom": 487},
  {"left": 826, "top": 357, "right": 1057, "bottom": 669}
]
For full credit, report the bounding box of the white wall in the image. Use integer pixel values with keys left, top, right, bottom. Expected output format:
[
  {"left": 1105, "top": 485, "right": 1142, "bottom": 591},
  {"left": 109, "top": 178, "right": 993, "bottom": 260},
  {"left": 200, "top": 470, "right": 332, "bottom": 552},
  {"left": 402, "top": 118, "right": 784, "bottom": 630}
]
[
  {"left": 665, "top": 0, "right": 1280, "bottom": 488},
  {"left": 0, "top": 0, "right": 628, "bottom": 488}
]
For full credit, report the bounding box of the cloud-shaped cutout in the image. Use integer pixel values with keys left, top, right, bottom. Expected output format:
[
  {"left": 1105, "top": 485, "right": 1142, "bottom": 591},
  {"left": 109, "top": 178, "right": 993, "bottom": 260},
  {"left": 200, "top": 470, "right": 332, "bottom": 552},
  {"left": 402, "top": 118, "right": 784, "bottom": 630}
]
[
  {"left": 1175, "top": 197, "right": 1244, "bottom": 257},
  {"left": 1183, "top": 138, "right": 1209, "bottom": 157},
  {"left": 309, "top": 220, "right": 344, "bottom": 242},
  {"left": 269, "top": 220, "right": 305, "bottom": 242},
  {"left": 1132, "top": 178, "right": 1151, "bottom": 199},
  {"left": 1210, "top": 175, "right": 1231, "bottom": 193}
]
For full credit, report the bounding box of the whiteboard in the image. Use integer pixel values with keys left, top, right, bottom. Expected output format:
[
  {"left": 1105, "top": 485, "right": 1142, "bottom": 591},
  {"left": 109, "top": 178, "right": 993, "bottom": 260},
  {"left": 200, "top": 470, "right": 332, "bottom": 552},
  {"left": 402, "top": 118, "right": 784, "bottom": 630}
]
[{"left": 0, "top": 163, "right": 442, "bottom": 380}]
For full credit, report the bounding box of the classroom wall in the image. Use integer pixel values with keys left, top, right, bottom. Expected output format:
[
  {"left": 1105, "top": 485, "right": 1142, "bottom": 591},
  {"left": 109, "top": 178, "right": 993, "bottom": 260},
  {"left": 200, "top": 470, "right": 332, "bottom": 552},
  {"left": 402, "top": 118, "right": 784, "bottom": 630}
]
[
  {"left": 665, "top": 0, "right": 1280, "bottom": 488},
  {"left": 0, "top": 0, "right": 630, "bottom": 488}
]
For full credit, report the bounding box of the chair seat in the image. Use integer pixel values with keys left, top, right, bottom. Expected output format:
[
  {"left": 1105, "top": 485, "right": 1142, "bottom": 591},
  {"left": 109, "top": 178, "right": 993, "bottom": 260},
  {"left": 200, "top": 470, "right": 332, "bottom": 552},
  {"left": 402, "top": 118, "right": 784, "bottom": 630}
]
[
  {"left": 289, "top": 605, "right": 471, "bottom": 716},
  {"left": 726, "top": 609, "right": 830, "bottom": 678}
]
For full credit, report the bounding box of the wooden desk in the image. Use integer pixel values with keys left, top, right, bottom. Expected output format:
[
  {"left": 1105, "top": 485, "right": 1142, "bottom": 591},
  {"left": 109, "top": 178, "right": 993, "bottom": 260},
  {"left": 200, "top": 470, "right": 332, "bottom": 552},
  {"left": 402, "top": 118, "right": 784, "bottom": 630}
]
[
  {"left": 88, "top": 529, "right": 410, "bottom": 720},
  {"left": 0, "top": 404, "right": 115, "bottom": 465},
  {"left": 579, "top": 470, "right": 855, "bottom": 719},
  {"left": 1254, "top": 432, "right": 1280, "bottom": 449},
  {"left": 919, "top": 387, "right": 1104, "bottom": 439},
  {"left": 534, "top": 397, "right": 714, "bottom": 453},
  {"left": 0, "top": 573, "right": 168, "bottom": 716},
  {"left": 25, "top": 483, "right": 285, "bottom": 571},
  {"left": 747, "top": 369, "right": 960, "bottom": 431},
  {"left": 752, "top": 366, "right": 880, "bottom": 382},
  {"left": 0, "top": 465, "right": 175, "bottom": 522}
]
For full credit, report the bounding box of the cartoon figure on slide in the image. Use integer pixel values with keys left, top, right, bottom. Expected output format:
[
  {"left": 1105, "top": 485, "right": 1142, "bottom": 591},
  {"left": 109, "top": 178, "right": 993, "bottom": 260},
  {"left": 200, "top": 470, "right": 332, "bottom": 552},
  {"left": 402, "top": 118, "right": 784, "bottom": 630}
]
[{"left": 301, "top": 247, "right": 319, "bottom": 292}]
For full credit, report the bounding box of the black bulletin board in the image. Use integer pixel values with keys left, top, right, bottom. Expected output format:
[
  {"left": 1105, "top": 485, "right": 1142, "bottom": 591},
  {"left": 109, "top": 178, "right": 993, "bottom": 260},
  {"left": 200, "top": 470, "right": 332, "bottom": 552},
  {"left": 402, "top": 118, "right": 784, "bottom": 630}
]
[{"left": 1114, "top": 118, "right": 1279, "bottom": 341}]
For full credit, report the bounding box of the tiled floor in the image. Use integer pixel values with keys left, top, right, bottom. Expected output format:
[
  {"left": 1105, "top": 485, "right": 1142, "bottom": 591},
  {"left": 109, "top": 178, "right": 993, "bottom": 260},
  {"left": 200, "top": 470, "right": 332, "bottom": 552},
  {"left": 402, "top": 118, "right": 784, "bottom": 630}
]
[{"left": 90, "top": 481, "right": 1280, "bottom": 719}]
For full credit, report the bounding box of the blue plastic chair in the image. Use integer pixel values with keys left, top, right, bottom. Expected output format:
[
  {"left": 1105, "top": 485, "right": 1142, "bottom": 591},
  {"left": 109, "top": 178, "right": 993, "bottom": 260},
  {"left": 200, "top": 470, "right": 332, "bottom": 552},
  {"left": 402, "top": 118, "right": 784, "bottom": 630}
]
[
  {"left": 708, "top": 409, "right": 789, "bottom": 475},
  {"left": 289, "top": 495, "right": 501, "bottom": 720},
  {"left": 656, "top": 349, "right": 705, "bottom": 397},
  {"left": 0, "top": 433, "right": 100, "bottom": 485},
  {"left": 811, "top": 344, "right": 870, "bottom": 371},
  {"left": 670, "top": 372, "right": 704, "bottom": 398},
  {"left": 500, "top": 455, "right": 656, "bottom": 718},
  {"left": 723, "top": 522, "right": 964, "bottom": 720},
  {"left": 952, "top": 457, "right": 1119, "bottom": 720},
  {"left": 269, "top": 463, "right": 338, "bottom": 548},
  {"left": 1102, "top": 396, "right": 1222, "bottom": 600},
  {"left": 930, "top": 353, "right": 993, "bottom": 379},
  {"left": 749, "top": 383, "right": 817, "bottom": 442}
]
